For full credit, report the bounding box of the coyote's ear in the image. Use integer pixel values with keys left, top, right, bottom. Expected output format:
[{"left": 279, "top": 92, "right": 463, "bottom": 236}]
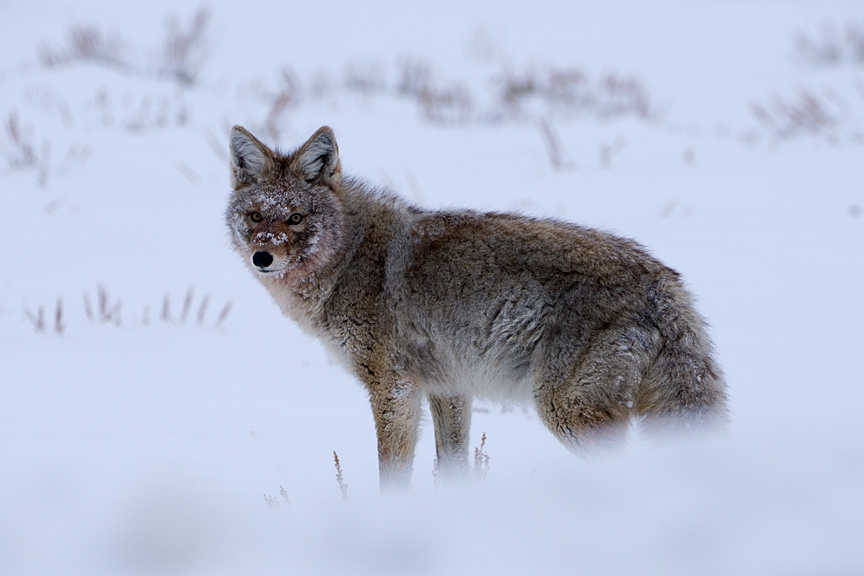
[
  {"left": 290, "top": 126, "right": 341, "bottom": 187},
  {"left": 230, "top": 126, "right": 275, "bottom": 189}
]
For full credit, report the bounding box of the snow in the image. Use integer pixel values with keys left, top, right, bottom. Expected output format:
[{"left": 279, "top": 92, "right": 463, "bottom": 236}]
[{"left": 2, "top": 0, "right": 863, "bottom": 574}]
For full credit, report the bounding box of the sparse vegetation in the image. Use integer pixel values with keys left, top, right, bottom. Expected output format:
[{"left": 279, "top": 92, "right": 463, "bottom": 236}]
[
  {"left": 794, "top": 21, "right": 864, "bottom": 67},
  {"left": 263, "top": 69, "right": 301, "bottom": 142},
  {"left": 240, "top": 58, "right": 654, "bottom": 140},
  {"left": 214, "top": 301, "right": 232, "bottom": 328},
  {"left": 1, "top": 113, "right": 53, "bottom": 186},
  {"left": 494, "top": 67, "right": 653, "bottom": 121},
  {"left": 23, "top": 305, "right": 46, "bottom": 333},
  {"left": 38, "top": 6, "right": 211, "bottom": 86},
  {"left": 11, "top": 12, "right": 666, "bottom": 180},
  {"left": 343, "top": 61, "right": 388, "bottom": 97},
  {"left": 473, "top": 433, "right": 490, "bottom": 479},
  {"left": 158, "top": 6, "right": 211, "bottom": 86},
  {"left": 39, "top": 25, "right": 128, "bottom": 71},
  {"left": 24, "top": 285, "right": 232, "bottom": 335},
  {"left": 1, "top": 8, "right": 201, "bottom": 184},
  {"left": 84, "top": 284, "right": 122, "bottom": 325},
  {"left": 264, "top": 486, "right": 291, "bottom": 510},
  {"left": 333, "top": 451, "right": 348, "bottom": 500},
  {"left": 4, "top": 113, "right": 39, "bottom": 170},
  {"left": 537, "top": 119, "right": 575, "bottom": 171},
  {"left": 54, "top": 298, "right": 65, "bottom": 335},
  {"left": 751, "top": 22, "right": 864, "bottom": 142},
  {"left": 751, "top": 89, "right": 845, "bottom": 139},
  {"left": 23, "top": 298, "right": 66, "bottom": 335}
]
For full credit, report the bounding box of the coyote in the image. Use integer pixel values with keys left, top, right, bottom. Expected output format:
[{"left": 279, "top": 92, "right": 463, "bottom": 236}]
[{"left": 225, "top": 126, "right": 727, "bottom": 489}]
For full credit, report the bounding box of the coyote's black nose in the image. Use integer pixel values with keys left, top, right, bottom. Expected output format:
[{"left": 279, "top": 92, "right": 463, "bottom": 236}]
[{"left": 252, "top": 251, "right": 273, "bottom": 268}]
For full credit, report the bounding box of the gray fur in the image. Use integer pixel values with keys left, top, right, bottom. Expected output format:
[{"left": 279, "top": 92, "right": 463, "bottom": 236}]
[
  {"left": 290, "top": 126, "right": 341, "bottom": 186},
  {"left": 230, "top": 126, "right": 275, "bottom": 189},
  {"left": 224, "top": 126, "right": 728, "bottom": 490}
]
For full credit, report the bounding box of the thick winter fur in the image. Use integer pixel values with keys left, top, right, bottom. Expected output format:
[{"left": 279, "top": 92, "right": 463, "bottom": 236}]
[{"left": 225, "top": 126, "right": 728, "bottom": 489}]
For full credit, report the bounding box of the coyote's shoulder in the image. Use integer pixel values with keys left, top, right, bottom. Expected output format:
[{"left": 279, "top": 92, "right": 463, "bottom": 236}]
[{"left": 225, "top": 125, "right": 728, "bottom": 489}]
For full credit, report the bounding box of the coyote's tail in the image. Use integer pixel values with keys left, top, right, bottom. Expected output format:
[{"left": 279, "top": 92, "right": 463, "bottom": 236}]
[{"left": 636, "top": 276, "right": 729, "bottom": 433}]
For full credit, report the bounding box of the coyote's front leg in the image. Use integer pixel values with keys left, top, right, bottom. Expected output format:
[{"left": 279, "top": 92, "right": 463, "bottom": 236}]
[
  {"left": 369, "top": 379, "right": 422, "bottom": 490},
  {"left": 428, "top": 393, "right": 472, "bottom": 479}
]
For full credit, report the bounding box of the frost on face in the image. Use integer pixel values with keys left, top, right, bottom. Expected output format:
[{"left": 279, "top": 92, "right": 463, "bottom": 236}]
[
  {"left": 303, "top": 231, "right": 322, "bottom": 255},
  {"left": 250, "top": 186, "right": 291, "bottom": 212},
  {"left": 254, "top": 231, "right": 291, "bottom": 246}
]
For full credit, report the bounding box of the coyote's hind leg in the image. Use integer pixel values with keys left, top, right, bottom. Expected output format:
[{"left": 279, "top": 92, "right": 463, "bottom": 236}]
[{"left": 534, "top": 326, "right": 654, "bottom": 453}]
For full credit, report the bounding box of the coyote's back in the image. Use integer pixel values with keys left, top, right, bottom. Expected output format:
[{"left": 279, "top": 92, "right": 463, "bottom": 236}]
[{"left": 225, "top": 125, "right": 728, "bottom": 489}]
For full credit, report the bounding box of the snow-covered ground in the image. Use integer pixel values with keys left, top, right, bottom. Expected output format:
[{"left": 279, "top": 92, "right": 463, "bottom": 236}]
[{"left": 2, "top": 0, "right": 863, "bottom": 574}]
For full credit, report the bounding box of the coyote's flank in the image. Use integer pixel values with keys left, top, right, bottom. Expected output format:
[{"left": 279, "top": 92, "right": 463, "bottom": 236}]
[{"left": 225, "top": 125, "right": 728, "bottom": 490}]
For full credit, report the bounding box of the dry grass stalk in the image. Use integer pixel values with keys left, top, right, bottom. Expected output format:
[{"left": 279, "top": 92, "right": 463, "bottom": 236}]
[
  {"left": 397, "top": 59, "right": 434, "bottom": 98},
  {"left": 3, "top": 114, "right": 52, "bottom": 184},
  {"left": 598, "top": 75, "right": 651, "bottom": 118},
  {"left": 83, "top": 292, "right": 94, "bottom": 321},
  {"left": 54, "top": 298, "right": 65, "bottom": 335},
  {"left": 397, "top": 59, "right": 473, "bottom": 124},
  {"left": 333, "top": 451, "right": 349, "bottom": 500},
  {"left": 500, "top": 70, "right": 539, "bottom": 119},
  {"left": 538, "top": 119, "right": 573, "bottom": 170},
  {"left": 795, "top": 22, "right": 864, "bottom": 67},
  {"left": 39, "top": 25, "right": 126, "bottom": 70},
  {"left": 416, "top": 83, "right": 473, "bottom": 124},
  {"left": 84, "top": 284, "right": 122, "bottom": 325},
  {"left": 343, "top": 61, "right": 387, "bottom": 96},
  {"left": 279, "top": 485, "right": 291, "bottom": 505},
  {"left": 752, "top": 90, "right": 838, "bottom": 138},
  {"left": 214, "top": 301, "right": 232, "bottom": 327},
  {"left": 81, "top": 287, "right": 228, "bottom": 330},
  {"left": 495, "top": 67, "right": 652, "bottom": 121},
  {"left": 39, "top": 7, "right": 210, "bottom": 87},
  {"left": 196, "top": 295, "right": 210, "bottom": 325},
  {"left": 24, "top": 306, "right": 46, "bottom": 333},
  {"left": 473, "top": 432, "right": 490, "bottom": 479},
  {"left": 161, "top": 294, "right": 172, "bottom": 323},
  {"left": 600, "top": 138, "right": 627, "bottom": 168},
  {"left": 265, "top": 69, "right": 300, "bottom": 142},
  {"left": 5, "top": 113, "right": 37, "bottom": 168},
  {"left": 98, "top": 285, "right": 110, "bottom": 321},
  {"left": 160, "top": 5, "right": 210, "bottom": 85},
  {"left": 264, "top": 485, "right": 292, "bottom": 510},
  {"left": 36, "top": 140, "right": 51, "bottom": 187},
  {"left": 179, "top": 287, "right": 194, "bottom": 323}
]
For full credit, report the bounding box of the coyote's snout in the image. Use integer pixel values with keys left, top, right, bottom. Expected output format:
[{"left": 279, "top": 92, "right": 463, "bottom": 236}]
[{"left": 225, "top": 125, "right": 728, "bottom": 489}]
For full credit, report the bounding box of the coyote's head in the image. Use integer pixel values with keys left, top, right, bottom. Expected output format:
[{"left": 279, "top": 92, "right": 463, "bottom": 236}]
[{"left": 225, "top": 126, "right": 346, "bottom": 281}]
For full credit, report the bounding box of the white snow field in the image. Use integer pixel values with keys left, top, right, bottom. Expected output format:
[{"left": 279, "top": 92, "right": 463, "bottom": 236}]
[{"left": 2, "top": 0, "right": 863, "bottom": 574}]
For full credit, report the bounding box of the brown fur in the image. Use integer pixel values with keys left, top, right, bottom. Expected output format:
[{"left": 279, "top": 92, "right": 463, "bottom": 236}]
[{"left": 225, "top": 126, "right": 728, "bottom": 489}]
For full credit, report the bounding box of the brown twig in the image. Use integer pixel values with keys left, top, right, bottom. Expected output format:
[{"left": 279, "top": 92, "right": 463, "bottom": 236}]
[{"left": 333, "top": 451, "right": 349, "bottom": 500}]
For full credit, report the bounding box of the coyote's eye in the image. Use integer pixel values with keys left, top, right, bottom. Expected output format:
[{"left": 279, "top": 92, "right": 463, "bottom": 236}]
[
  {"left": 249, "top": 211, "right": 263, "bottom": 223},
  {"left": 287, "top": 213, "right": 303, "bottom": 225}
]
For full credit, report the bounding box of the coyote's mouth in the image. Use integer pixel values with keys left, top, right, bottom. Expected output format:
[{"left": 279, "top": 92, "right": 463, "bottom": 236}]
[
  {"left": 252, "top": 256, "right": 304, "bottom": 277},
  {"left": 254, "top": 265, "right": 288, "bottom": 275}
]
